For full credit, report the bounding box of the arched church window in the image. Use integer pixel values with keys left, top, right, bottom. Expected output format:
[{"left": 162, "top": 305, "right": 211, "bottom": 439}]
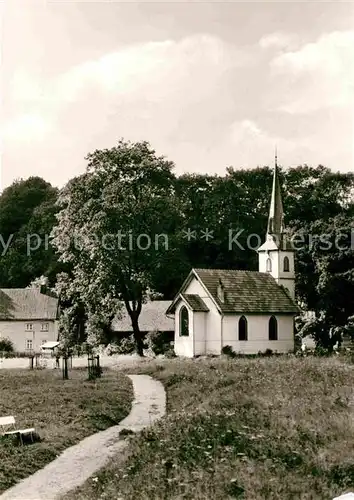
[
  {"left": 266, "top": 258, "right": 272, "bottom": 272},
  {"left": 283, "top": 256, "right": 290, "bottom": 272},
  {"left": 269, "top": 316, "right": 278, "bottom": 341},
  {"left": 179, "top": 306, "right": 189, "bottom": 336},
  {"left": 238, "top": 316, "right": 248, "bottom": 341}
]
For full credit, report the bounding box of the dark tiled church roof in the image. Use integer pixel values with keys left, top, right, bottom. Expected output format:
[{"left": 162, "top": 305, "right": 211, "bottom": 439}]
[
  {"left": 181, "top": 294, "right": 209, "bottom": 312},
  {"left": 193, "top": 268, "right": 298, "bottom": 314}
]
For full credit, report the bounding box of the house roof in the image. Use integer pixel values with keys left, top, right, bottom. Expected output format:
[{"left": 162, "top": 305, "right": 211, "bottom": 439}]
[
  {"left": 167, "top": 268, "right": 298, "bottom": 314},
  {"left": 0, "top": 288, "right": 59, "bottom": 320},
  {"left": 111, "top": 300, "right": 174, "bottom": 332},
  {"left": 181, "top": 294, "right": 209, "bottom": 312}
]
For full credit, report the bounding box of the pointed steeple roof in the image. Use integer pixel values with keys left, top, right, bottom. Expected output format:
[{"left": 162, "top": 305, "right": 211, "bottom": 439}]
[
  {"left": 267, "top": 151, "right": 284, "bottom": 238},
  {"left": 258, "top": 151, "right": 294, "bottom": 253}
]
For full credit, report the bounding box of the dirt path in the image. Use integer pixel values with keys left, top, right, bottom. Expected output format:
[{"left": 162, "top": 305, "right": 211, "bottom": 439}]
[{"left": 0, "top": 375, "right": 166, "bottom": 500}]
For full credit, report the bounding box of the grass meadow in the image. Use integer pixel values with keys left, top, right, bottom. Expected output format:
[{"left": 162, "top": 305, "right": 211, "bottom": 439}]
[
  {"left": 0, "top": 368, "right": 133, "bottom": 493},
  {"left": 70, "top": 356, "right": 354, "bottom": 500}
]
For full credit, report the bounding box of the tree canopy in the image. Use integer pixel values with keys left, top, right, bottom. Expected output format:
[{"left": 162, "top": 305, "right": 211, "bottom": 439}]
[
  {"left": 52, "top": 140, "right": 184, "bottom": 354},
  {"left": 0, "top": 177, "right": 61, "bottom": 287},
  {"left": 1, "top": 148, "right": 353, "bottom": 352}
]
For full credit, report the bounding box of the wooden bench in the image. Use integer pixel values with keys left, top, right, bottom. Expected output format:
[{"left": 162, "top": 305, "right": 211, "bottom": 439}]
[{"left": 0, "top": 416, "right": 35, "bottom": 445}]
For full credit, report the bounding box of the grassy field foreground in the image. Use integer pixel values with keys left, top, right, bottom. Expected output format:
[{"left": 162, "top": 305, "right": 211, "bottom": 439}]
[
  {"left": 72, "top": 356, "right": 354, "bottom": 499},
  {"left": 0, "top": 368, "right": 133, "bottom": 493}
]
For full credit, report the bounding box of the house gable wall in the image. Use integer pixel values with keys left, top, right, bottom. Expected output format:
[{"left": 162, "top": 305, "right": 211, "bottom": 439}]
[
  {"left": 0, "top": 320, "right": 59, "bottom": 353},
  {"left": 184, "top": 276, "right": 221, "bottom": 355},
  {"left": 173, "top": 275, "right": 221, "bottom": 357}
]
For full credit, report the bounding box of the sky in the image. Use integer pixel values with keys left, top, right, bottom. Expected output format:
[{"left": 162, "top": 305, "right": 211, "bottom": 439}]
[{"left": 1, "top": 0, "right": 353, "bottom": 188}]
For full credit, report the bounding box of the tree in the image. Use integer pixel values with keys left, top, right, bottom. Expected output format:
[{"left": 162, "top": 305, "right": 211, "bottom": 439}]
[
  {"left": 295, "top": 214, "right": 354, "bottom": 346},
  {"left": 0, "top": 176, "right": 57, "bottom": 237},
  {"left": 52, "top": 140, "right": 183, "bottom": 355},
  {"left": 283, "top": 165, "right": 354, "bottom": 228},
  {"left": 0, "top": 177, "right": 60, "bottom": 287},
  {"left": 174, "top": 167, "right": 273, "bottom": 279},
  {"left": 54, "top": 272, "right": 87, "bottom": 349}
]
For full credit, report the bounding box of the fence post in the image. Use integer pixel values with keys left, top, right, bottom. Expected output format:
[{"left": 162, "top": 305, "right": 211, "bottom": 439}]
[
  {"left": 96, "top": 355, "right": 101, "bottom": 378},
  {"left": 29, "top": 355, "right": 34, "bottom": 370},
  {"left": 62, "top": 356, "right": 69, "bottom": 380},
  {"left": 88, "top": 354, "right": 99, "bottom": 380}
]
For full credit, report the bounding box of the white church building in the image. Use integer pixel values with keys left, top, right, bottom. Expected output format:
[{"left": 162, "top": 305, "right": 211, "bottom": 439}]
[{"left": 166, "top": 161, "right": 299, "bottom": 357}]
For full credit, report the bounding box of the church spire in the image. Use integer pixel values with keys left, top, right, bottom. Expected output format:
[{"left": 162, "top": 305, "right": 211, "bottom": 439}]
[
  {"left": 257, "top": 150, "right": 295, "bottom": 301},
  {"left": 267, "top": 149, "right": 284, "bottom": 238}
]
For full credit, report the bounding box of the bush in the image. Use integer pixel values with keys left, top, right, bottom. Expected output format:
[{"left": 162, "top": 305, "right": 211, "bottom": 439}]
[
  {"left": 114, "top": 336, "right": 136, "bottom": 355},
  {"left": 314, "top": 345, "right": 332, "bottom": 357},
  {"left": 94, "top": 344, "right": 117, "bottom": 356},
  {"left": 0, "top": 351, "right": 31, "bottom": 359},
  {"left": 221, "top": 345, "right": 236, "bottom": 358},
  {"left": 79, "top": 342, "right": 94, "bottom": 355},
  {"left": 164, "top": 348, "right": 177, "bottom": 358},
  {"left": 146, "top": 330, "right": 171, "bottom": 355},
  {"left": 0, "top": 338, "right": 14, "bottom": 354}
]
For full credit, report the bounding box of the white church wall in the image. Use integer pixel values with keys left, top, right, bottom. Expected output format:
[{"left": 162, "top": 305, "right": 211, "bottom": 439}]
[
  {"left": 277, "top": 251, "right": 295, "bottom": 278},
  {"left": 205, "top": 313, "right": 222, "bottom": 354},
  {"left": 184, "top": 277, "right": 221, "bottom": 355},
  {"left": 222, "top": 314, "right": 294, "bottom": 354},
  {"left": 258, "top": 250, "right": 278, "bottom": 275},
  {"left": 193, "top": 311, "right": 207, "bottom": 356},
  {"left": 276, "top": 251, "right": 296, "bottom": 299}
]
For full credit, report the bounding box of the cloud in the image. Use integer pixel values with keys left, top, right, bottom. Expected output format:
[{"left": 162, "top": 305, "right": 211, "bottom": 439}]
[
  {"left": 229, "top": 119, "right": 298, "bottom": 166},
  {"left": 269, "top": 30, "right": 354, "bottom": 113},
  {"left": 55, "top": 34, "right": 250, "bottom": 105},
  {"left": 11, "top": 70, "right": 44, "bottom": 102},
  {"left": 229, "top": 116, "right": 352, "bottom": 171},
  {"left": 12, "top": 34, "right": 247, "bottom": 104},
  {"left": 2, "top": 33, "right": 257, "bottom": 186},
  {"left": 1, "top": 113, "right": 52, "bottom": 143},
  {"left": 4, "top": 34, "right": 250, "bottom": 143},
  {"left": 3, "top": 26, "right": 352, "bottom": 186},
  {"left": 259, "top": 32, "right": 296, "bottom": 50},
  {"left": 231, "top": 119, "right": 294, "bottom": 148}
]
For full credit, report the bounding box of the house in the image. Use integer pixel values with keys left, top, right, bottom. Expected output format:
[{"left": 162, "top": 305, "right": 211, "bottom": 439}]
[
  {"left": 111, "top": 300, "right": 174, "bottom": 339},
  {"left": 166, "top": 159, "right": 299, "bottom": 357},
  {"left": 0, "top": 286, "right": 59, "bottom": 353}
]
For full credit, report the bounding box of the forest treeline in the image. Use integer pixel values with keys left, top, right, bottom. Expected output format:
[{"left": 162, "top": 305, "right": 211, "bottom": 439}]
[{"left": 1, "top": 140, "right": 353, "bottom": 350}]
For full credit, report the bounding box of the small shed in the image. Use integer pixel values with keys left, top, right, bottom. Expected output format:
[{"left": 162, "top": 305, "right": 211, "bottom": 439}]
[
  {"left": 39, "top": 341, "right": 60, "bottom": 368},
  {"left": 111, "top": 300, "right": 174, "bottom": 339},
  {"left": 41, "top": 341, "right": 60, "bottom": 357}
]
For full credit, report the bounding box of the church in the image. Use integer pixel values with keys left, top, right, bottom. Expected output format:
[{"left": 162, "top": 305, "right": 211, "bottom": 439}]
[{"left": 166, "top": 160, "right": 299, "bottom": 357}]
